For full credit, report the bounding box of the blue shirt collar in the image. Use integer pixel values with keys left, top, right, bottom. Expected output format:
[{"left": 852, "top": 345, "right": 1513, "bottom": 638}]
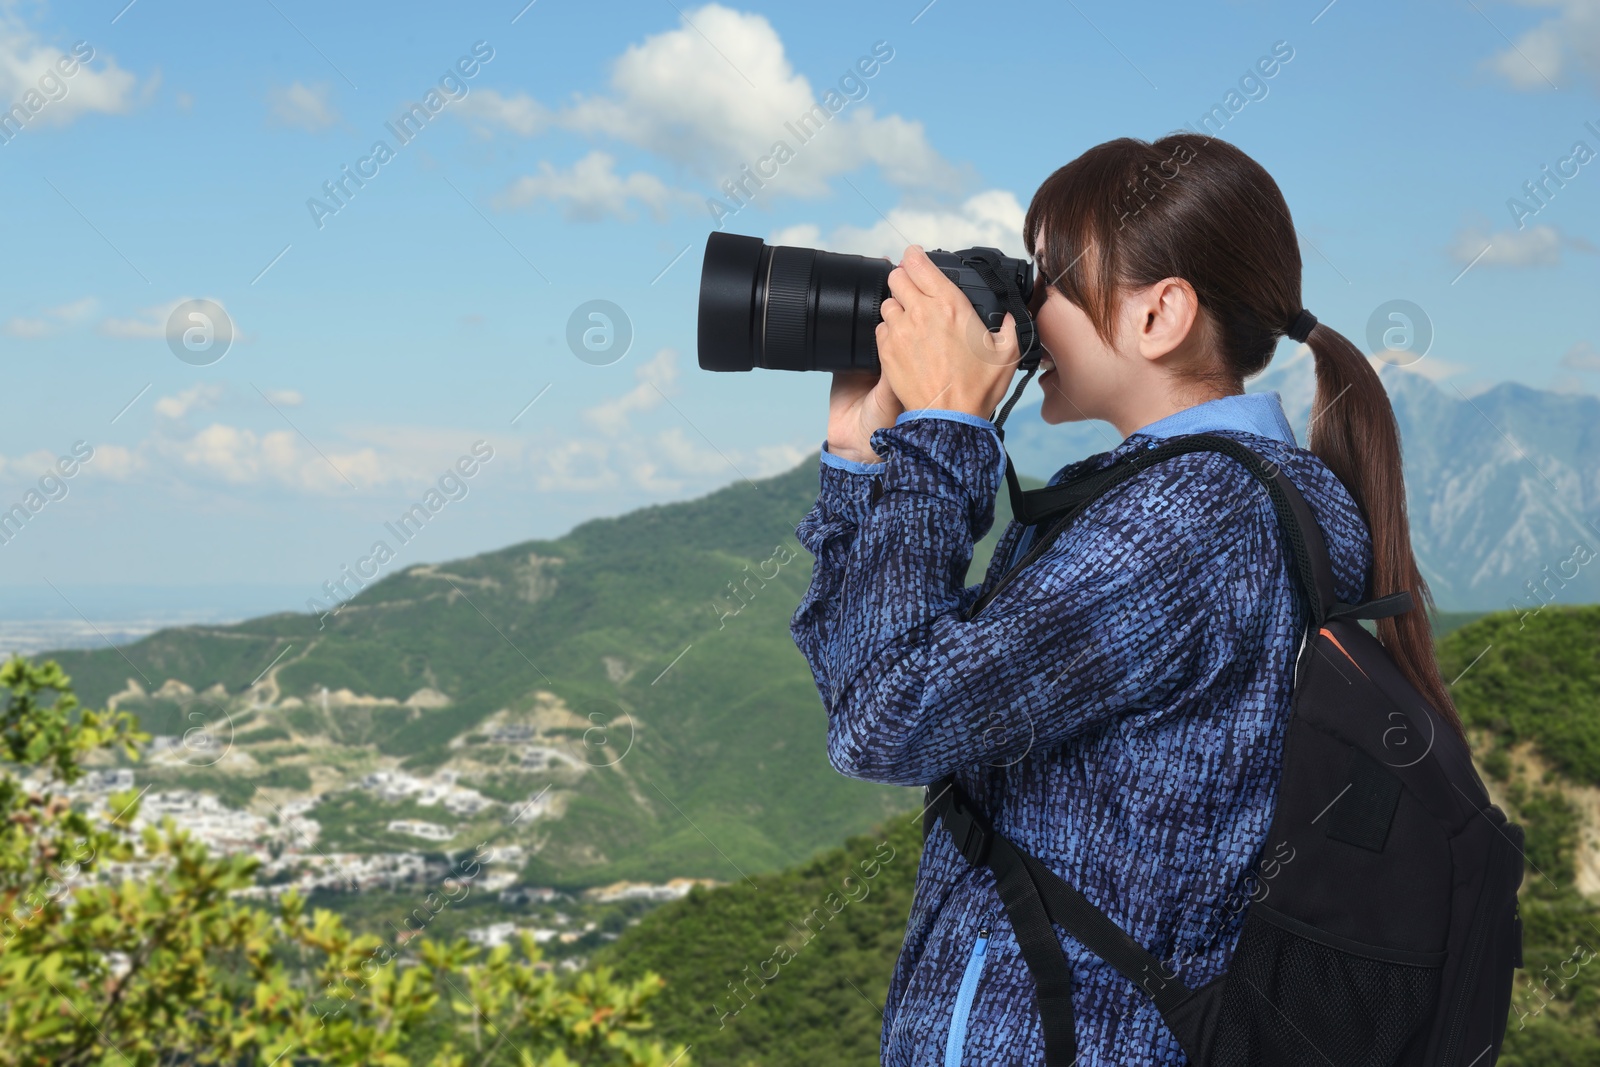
[{"left": 1130, "top": 391, "right": 1298, "bottom": 447}]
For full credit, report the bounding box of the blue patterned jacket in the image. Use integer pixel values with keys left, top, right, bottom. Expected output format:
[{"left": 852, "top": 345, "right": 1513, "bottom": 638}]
[{"left": 790, "top": 392, "right": 1373, "bottom": 1066}]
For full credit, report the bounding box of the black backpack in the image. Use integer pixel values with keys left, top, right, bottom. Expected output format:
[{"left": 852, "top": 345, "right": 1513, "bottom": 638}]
[{"left": 925, "top": 434, "right": 1525, "bottom": 1067}]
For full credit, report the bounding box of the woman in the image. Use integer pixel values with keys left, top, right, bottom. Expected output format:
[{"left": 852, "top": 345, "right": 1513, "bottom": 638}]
[{"left": 789, "top": 135, "right": 1461, "bottom": 1065}]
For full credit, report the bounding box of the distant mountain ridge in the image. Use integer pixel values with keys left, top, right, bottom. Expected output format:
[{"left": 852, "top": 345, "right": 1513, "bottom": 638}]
[{"left": 1002, "top": 360, "right": 1600, "bottom": 611}]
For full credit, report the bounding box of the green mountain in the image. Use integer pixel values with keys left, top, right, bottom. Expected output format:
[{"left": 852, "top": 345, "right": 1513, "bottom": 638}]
[
  {"left": 601, "top": 607, "right": 1600, "bottom": 1066},
  {"left": 47, "top": 455, "right": 1033, "bottom": 889},
  {"left": 599, "top": 816, "right": 922, "bottom": 1067}
]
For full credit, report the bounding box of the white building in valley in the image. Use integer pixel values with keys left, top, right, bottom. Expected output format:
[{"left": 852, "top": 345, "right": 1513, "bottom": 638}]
[{"left": 386, "top": 819, "right": 455, "bottom": 842}]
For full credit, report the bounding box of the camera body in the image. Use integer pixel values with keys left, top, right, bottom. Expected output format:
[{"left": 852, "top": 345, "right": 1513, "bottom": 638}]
[
  {"left": 923, "top": 247, "right": 1034, "bottom": 335},
  {"left": 697, "top": 232, "right": 1035, "bottom": 374}
]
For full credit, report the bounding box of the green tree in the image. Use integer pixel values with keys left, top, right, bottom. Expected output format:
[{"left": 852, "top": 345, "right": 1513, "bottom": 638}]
[{"left": 0, "top": 656, "right": 689, "bottom": 1067}]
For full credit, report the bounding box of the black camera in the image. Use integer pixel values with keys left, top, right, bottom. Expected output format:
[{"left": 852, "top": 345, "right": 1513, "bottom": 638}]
[{"left": 697, "top": 232, "right": 1037, "bottom": 373}]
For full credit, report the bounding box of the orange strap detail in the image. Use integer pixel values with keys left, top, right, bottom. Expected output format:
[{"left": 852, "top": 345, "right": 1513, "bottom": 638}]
[{"left": 1318, "top": 626, "right": 1369, "bottom": 679}]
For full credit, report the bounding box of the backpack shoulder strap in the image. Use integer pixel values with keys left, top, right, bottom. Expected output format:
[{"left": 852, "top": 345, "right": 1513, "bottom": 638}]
[
  {"left": 925, "top": 778, "right": 1192, "bottom": 1065},
  {"left": 994, "top": 433, "right": 1355, "bottom": 627},
  {"left": 939, "top": 434, "right": 1417, "bottom": 1061}
]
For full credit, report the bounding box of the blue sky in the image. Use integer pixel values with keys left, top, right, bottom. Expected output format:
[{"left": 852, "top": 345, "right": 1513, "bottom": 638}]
[{"left": 0, "top": 0, "right": 1596, "bottom": 619}]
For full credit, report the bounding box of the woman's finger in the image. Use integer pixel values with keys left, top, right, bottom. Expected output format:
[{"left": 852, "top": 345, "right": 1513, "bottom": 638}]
[
  {"left": 874, "top": 322, "right": 901, "bottom": 392},
  {"left": 880, "top": 296, "right": 905, "bottom": 320},
  {"left": 885, "top": 265, "right": 923, "bottom": 308},
  {"left": 899, "top": 244, "right": 957, "bottom": 301}
]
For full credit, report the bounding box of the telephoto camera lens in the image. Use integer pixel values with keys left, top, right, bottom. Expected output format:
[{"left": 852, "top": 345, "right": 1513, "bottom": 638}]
[
  {"left": 699, "top": 232, "right": 1037, "bottom": 374},
  {"left": 698, "top": 232, "right": 894, "bottom": 373}
]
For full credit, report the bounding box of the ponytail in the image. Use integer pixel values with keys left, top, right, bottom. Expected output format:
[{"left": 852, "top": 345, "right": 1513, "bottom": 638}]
[
  {"left": 1024, "top": 133, "right": 1466, "bottom": 740},
  {"left": 1303, "top": 323, "right": 1465, "bottom": 740}
]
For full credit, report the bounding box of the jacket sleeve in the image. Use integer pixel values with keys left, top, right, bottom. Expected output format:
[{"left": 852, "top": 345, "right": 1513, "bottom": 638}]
[{"left": 790, "top": 418, "right": 1283, "bottom": 787}]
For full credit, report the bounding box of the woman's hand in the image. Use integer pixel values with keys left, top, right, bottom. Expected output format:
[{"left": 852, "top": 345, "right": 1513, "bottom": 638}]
[
  {"left": 826, "top": 371, "right": 902, "bottom": 465},
  {"left": 876, "top": 245, "right": 1022, "bottom": 417}
]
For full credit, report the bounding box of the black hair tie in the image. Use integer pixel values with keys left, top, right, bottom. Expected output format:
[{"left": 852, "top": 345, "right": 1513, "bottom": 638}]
[{"left": 1286, "top": 309, "right": 1317, "bottom": 343}]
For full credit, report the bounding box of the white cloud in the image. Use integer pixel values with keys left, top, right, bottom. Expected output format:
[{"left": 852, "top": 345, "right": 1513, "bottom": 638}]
[
  {"left": 170, "top": 423, "right": 381, "bottom": 494},
  {"left": 533, "top": 439, "right": 618, "bottom": 493},
  {"left": 99, "top": 300, "right": 181, "bottom": 339},
  {"left": 55, "top": 350, "right": 808, "bottom": 503},
  {"left": 583, "top": 349, "right": 679, "bottom": 433},
  {"left": 495, "top": 150, "right": 693, "bottom": 221},
  {"left": 1484, "top": 0, "right": 1600, "bottom": 90},
  {"left": 1447, "top": 223, "right": 1595, "bottom": 267},
  {"left": 0, "top": 442, "right": 140, "bottom": 485},
  {"left": 1561, "top": 339, "right": 1600, "bottom": 370},
  {"left": 0, "top": 15, "right": 139, "bottom": 129},
  {"left": 620, "top": 427, "right": 732, "bottom": 492},
  {"left": 771, "top": 189, "right": 1029, "bottom": 259},
  {"left": 3, "top": 296, "right": 98, "bottom": 338},
  {"left": 3, "top": 316, "right": 48, "bottom": 338},
  {"left": 649, "top": 426, "right": 728, "bottom": 476},
  {"left": 177, "top": 424, "right": 288, "bottom": 484},
  {"left": 99, "top": 298, "right": 237, "bottom": 341},
  {"left": 468, "top": 4, "right": 957, "bottom": 218},
  {"left": 46, "top": 296, "right": 96, "bottom": 320},
  {"left": 455, "top": 88, "right": 547, "bottom": 135},
  {"left": 522, "top": 423, "right": 807, "bottom": 496},
  {"left": 12, "top": 415, "right": 531, "bottom": 499},
  {"left": 59, "top": 393, "right": 434, "bottom": 495},
  {"left": 510, "top": 346, "right": 815, "bottom": 494},
  {"left": 751, "top": 441, "right": 812, "bottom": 475},
  {"left": 154, "top": 383, "right": 224, "bottom": 420},
  {"left": 6, "top": 448, "right": 59, "bottom": 474},
  {"left": 86, "top": 444, "right": 142, "bottom": 480},
  {"left": 267, "top": 81, "right": 339, "bottom": 131},
  {"left": 562, "top": 5, "right": 950, "bottom": 190}
]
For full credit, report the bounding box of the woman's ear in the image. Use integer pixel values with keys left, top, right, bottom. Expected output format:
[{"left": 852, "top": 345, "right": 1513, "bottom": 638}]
[{"left": 1132, "top": 277, "right": 1201, "bottom": 363}]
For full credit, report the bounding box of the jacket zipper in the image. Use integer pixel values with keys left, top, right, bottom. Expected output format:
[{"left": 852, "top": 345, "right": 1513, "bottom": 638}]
[{"left": 943, "top": 918, "right": 992, "bottom": 1067}]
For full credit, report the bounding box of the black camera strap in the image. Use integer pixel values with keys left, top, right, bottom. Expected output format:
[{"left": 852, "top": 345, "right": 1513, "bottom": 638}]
[
  {"left": 991, "top": 368, "right": 1039, "bottom": 437},
  {"left": 989, "top": 370, "right": 1119, "bottom": 573},
  {"left": 1000, "top": 450, "right": 1134, "bottom": 529},
  {"left": 966, "top": 251, "right": 1040, "bottom": 370}
]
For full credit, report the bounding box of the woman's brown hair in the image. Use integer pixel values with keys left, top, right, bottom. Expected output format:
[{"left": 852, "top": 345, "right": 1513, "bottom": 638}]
[{"left": 1023, "top": 133, "right": 1463, "bottom": 739}]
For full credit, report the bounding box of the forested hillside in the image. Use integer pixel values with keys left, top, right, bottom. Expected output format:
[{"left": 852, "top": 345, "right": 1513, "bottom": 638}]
[
  {"left": 602, "top": 607, "right": 1600, "bottom": 1066},
  {"left": 40, "top": 456, "right": 1035, "bottom": 890}
]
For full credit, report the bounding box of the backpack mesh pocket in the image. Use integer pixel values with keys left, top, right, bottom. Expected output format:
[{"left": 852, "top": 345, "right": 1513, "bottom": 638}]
[{"left": 1209, "top": 903, "right": 1444, "bottom": 1067}]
